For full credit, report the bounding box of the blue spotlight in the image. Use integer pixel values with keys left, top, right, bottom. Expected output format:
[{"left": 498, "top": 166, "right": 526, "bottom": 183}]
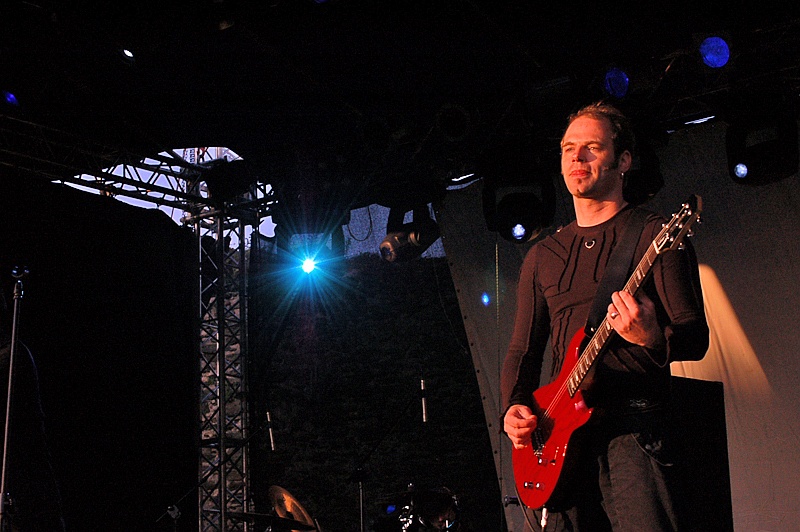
[
  {"left": 700, "top": 36, "right": 730, "bottom": 68},
  {"left": 481, "top": 292, "right": 491, "bottom": 307},
  {"left": 491, "top": 192, "right": 551, "bottom": 243},
  {"left": 733, "top": 163, "right": 748, "bottom": 179},
  {"left": 511, "top": 223, "right": 528, "bottom": 241},
  {"left": 301, "top": 258, "right": 316, "bottom": 273},
  {"left": 604, "top": 67, "right": 630, "bottom": 99},
  {"left": 3, "top": 91, "right": 19, "bottom": 107}
]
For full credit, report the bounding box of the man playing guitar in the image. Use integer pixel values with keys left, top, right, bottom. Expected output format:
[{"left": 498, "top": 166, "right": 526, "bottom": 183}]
[{"left": 501, "top": 102, "right": 709, "bottom": 531}]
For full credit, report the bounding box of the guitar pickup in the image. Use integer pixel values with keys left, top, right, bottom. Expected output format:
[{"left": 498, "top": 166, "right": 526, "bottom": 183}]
[{"left": 535, "top": 457, "right": 558, "bottom": 468}]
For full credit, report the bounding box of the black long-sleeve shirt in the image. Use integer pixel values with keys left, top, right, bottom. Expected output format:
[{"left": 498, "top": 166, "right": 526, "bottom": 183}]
[{"left": 501, "top": 205, "right": 709, "bottom": 415}]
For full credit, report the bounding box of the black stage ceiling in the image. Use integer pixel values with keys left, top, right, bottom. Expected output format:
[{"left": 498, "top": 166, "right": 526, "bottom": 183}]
[{"left": 3, "top": 0, "right": 799, "bottom": 212}]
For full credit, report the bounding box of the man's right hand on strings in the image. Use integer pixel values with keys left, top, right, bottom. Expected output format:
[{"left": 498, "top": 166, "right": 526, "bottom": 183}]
[{"left": 504, "top": 404, "right": 538, "bottom": 449}]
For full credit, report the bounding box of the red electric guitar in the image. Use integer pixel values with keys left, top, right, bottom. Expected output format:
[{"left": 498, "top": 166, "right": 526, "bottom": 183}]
[{"left": 512, "top": 195, "right": 703, "bottom": 510}]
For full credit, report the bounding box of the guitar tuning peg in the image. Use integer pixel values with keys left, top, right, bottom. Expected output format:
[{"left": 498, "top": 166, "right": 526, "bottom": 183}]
[{"left": 678, "top": 242, "right": 686, "bottom": 250}]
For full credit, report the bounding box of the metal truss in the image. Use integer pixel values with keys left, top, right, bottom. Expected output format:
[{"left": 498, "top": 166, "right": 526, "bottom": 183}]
[
  {"left": 195, "top": 214, "right": 252, "bottom": 532},
  {"left": 0, "top": 115, "right": 207, "bottom": 209},
  {"left": 1, "top": 115, "right": 273, "bottom": 532},
  {"left": 185, "top": 151, "right": 271, "bottom": 532}
]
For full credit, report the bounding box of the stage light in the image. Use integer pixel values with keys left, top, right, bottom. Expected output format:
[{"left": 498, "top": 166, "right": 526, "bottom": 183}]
[
  {"left": 603, "top": 67, "right": 630, "bottom": 99},
  {"left": 699, "top": 36, "right": 730, "bottom": 68},
  {"left": 201, "top": 158, "right": 257, "bottom": 203},
  {"left": 379, "top": 207, "right": 441, "bottom": 262},
  {"left": 3, "top": 91, "right": 19, "bottom": 107},
  {"left": 726, "top": 105, "right": 799, "bottom": 185},
  {"left": 496, "top": 193, "right": 546, "bottom": 242},
  {"left": 481, "top": 293, "right": 491, "bottom": 307},
  {"left": 477, "top": 138, "right": 556, "bottom": 243},
  {"left": 483, "top": 180, "right": 555, "bottom": 244},
  {"left": 118, "top": 48, "right": 135, "bottom": 65},
  {"left": 301, "top": 258, "right": 316, "bottom": 273}
]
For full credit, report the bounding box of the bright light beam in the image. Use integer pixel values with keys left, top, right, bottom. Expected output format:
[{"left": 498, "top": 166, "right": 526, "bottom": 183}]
[{"left": 301, "top": 258, "right": 316, "bottom": 273}]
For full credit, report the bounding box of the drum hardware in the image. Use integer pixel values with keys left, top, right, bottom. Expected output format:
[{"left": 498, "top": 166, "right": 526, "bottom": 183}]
[
  {"left": 350, "top": 375, "right": 432, "bottom": 531},
  {"left": 377, "top": 484, "right": 461, "bottom": 531}
]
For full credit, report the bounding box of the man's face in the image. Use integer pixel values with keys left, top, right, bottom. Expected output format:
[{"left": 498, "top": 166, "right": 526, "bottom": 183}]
[{"left": 560, "top": 115, "right": 628, "bottom": 201}]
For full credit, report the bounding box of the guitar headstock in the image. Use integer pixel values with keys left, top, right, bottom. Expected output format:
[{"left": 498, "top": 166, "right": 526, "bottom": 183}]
[{"left": 654, "top": 195, "right": 702, "bottom": 254}]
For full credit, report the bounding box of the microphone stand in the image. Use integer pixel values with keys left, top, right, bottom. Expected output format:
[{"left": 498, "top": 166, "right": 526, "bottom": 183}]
[{"left": 0, "top": 267, "right": 28, "bottom": 531}]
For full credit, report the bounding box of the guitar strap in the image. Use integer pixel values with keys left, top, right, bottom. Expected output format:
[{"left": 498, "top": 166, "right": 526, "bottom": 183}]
[{"left": 584, "top": 207, "right": 650, "bottom": 336}]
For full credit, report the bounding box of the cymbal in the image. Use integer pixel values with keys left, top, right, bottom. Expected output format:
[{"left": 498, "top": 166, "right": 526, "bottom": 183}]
[
  {"left": 227, "top": 511, "right": 316, "bottom": 530},
  {"left": 267, "top": 485, "right": 316, "bottom": 531}
]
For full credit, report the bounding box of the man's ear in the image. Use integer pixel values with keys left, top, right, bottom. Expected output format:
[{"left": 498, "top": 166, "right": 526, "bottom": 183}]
[{"left": 619, "top": 150, "right": 632, "bottom": 174}]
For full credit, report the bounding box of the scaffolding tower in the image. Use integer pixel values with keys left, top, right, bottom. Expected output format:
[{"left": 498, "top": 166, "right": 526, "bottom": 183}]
[{"left": 194, "top": 210, "right": 255, "bottom": 532}]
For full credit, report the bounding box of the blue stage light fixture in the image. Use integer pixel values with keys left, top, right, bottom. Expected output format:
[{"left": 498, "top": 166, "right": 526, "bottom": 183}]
[
  {"left": 726, "top": 109, "right": 799, "bottom": 185},
  {"left": 492, "top": 192, "right": 551, "bottom": 243},
  {"left": 510, "top": 223, "right": 527, "bottom": 241},
  {"left": 700, "top": 36, "right": 730, "bottom": 68},
  {"left": 603, "top": 67, "right": 630, "bottom": 99},
  {"left": 481, "top": 293, "right": 491, "bottom": 307},
  {"left": 3, "top": 91, "right": 19, "bottom": 107}
]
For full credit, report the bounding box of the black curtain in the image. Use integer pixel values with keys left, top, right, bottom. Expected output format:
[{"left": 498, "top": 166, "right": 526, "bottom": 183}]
[{"left": 0, "top": 174, "right": 198, "bottom": 531}]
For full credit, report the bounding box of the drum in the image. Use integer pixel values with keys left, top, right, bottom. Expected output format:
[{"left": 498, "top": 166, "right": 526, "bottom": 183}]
[{"left": 378, "top": 485, "right": 460, "bottom": 531}]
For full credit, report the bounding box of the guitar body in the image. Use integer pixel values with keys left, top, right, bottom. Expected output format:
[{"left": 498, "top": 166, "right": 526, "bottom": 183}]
[{"left": 512, "top": 329, "right": 593, "bottom": 510}]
